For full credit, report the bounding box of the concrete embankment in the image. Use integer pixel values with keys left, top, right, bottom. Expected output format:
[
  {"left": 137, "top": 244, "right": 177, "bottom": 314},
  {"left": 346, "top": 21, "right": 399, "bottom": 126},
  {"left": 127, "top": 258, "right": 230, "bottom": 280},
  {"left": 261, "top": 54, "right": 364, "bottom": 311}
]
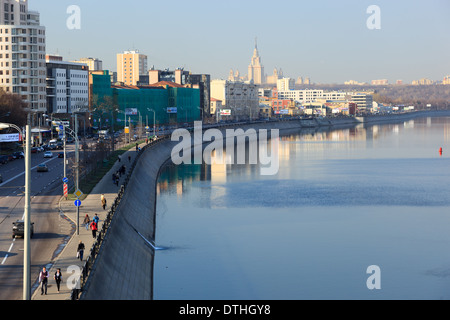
[{"left": 80, "top": 110, "right": 450, "bottom": 299}]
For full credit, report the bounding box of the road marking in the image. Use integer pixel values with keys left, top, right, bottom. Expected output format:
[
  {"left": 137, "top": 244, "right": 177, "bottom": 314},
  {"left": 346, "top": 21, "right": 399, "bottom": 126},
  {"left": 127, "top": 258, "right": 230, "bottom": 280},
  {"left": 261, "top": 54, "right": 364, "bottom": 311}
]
[
  {"left": 1, "top": 240, "right": 14, "bottom": 265},
  {"left": 0, "top": 157, "right": 59, "bottom": 187}
]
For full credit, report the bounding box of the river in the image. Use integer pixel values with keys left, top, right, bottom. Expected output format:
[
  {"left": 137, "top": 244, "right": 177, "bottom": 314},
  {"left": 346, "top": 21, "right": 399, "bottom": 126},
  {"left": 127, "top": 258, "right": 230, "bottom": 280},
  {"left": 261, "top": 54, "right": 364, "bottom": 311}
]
[{"left": 154, "top": 116, "right": 450, "bottom": 300}]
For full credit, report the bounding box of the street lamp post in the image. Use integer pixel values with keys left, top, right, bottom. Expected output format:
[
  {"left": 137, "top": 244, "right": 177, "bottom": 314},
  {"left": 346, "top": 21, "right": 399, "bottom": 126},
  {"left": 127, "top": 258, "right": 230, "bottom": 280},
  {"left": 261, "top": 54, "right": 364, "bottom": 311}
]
[
  {"left": 147, "top": 108, "right": 155, "bottom": 139},
  {"left": 0, "top": 119, "right": 31, "bottom": 300}
]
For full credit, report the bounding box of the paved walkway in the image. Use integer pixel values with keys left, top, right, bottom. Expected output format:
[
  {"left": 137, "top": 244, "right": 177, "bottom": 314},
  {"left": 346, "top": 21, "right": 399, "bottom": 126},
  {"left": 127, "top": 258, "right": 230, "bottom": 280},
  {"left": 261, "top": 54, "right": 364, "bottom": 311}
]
[{"left": 32, "top": 141, "right": 148, "bottom": 300}]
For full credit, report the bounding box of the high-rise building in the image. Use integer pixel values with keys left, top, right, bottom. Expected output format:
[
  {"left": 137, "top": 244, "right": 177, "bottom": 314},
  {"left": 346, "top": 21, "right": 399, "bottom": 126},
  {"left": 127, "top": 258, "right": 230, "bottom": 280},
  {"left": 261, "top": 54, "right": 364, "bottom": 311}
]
[
  {"left": 443, "top": 76, "right": 450, "bottom": 85},
  {"left": 0, "top": 0, "right": 47, "bottom": 112},
  {"left": 116, "top": 50, "right": 148, "bottom": 86},
  {"left": 248, "top": 39, "right": 264, "bottom": 85}
]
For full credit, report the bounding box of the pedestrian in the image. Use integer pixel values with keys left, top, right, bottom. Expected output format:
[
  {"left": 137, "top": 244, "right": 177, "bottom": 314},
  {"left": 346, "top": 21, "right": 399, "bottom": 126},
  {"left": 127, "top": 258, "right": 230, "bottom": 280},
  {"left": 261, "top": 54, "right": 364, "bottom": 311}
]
[
  {"left": 54, "top": 268, "right": 62, "bottom": 293},
  {"left": 77, "top": 240, "right": 85, "bottom": 261},
  {"left": 128, "top": 155, "right": 131, "bottom": 162},
  {"left": 115, "top": 172, "right": 120, "bottom": 186},
  {"left": 90, "top": 221, "right": 98, "bottom": 239},
  {"left": 83, "top": 214, "right": 90, "bottom": 230},
  {"left": 102, "top": 196, "right": 107, "bottom": 210},
  {"left": 93, "top": 213, "right": 100, "bottom": 228},
  {"left": 118, "top": 155, "right": 121, "bottom": 162},
  {"left": 112, "top": 172, "right": 116, "bottom": 183},
  {"left": 121, "top": 165, "right": 126, "bottom": 175},
  {"left": 39, "top": 267, "right": 49, "bottom": 295},
  {"left": 136, "top": 143, "right": 138, "bottom": 151}
]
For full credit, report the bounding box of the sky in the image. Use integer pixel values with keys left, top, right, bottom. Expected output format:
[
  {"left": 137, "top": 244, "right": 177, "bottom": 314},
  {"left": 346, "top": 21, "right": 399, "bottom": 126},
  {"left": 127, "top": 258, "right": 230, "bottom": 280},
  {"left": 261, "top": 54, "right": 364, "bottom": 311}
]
[{"left": 33, "top": 0, "right": 450, "bottom": 84}]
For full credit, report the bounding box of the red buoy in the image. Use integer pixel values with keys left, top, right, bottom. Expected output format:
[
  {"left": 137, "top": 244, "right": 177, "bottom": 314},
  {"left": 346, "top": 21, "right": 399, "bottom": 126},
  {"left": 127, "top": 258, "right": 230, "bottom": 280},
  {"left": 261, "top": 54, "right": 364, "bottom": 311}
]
[{"left": 439, "top": 147, "right": 443, "bottom": 156}]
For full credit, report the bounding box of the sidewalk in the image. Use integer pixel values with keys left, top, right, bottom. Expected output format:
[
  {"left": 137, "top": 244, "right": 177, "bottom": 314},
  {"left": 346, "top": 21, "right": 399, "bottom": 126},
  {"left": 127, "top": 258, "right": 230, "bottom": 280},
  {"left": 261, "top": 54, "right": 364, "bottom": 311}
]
[{"left": 32, "top": 141, "right": 148, "bottom": 300}]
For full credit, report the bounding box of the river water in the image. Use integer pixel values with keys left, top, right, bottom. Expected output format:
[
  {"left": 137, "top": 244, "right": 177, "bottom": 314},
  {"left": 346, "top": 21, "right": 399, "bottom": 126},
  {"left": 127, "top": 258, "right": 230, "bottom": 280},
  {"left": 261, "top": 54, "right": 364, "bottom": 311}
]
[{"left": 154, "top": 117, "right": 450, "bottom": 300}]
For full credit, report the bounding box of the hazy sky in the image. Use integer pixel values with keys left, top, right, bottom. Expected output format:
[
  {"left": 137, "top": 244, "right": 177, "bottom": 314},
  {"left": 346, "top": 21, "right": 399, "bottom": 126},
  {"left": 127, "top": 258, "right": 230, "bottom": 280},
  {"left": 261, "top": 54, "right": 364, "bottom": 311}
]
[{"left": 33, "top": 0, "right": 450, "bottom": 84}]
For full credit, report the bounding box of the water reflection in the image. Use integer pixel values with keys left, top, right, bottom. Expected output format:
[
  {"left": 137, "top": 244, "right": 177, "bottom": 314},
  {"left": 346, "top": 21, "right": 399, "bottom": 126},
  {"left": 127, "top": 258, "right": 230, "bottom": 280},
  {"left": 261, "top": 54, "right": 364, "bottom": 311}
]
[{"left": 154, "top": 117, "right": 450, "bottom": 300}]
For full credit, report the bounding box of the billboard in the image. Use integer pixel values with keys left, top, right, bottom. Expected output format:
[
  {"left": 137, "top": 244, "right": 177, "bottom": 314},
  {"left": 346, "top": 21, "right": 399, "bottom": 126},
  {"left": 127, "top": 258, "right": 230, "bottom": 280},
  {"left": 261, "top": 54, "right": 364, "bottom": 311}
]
[
  {"left": 125, "top": 108, "right": 138, "bottom": 116},
  {"left": 220, "top": 109, "right": 231, "bottom": 116},
  {"left": 167, "top": 107, "right": 178, "bottom": 114},
  {"left": 0, "top": 133, "right": 21, "bottom": 142}
]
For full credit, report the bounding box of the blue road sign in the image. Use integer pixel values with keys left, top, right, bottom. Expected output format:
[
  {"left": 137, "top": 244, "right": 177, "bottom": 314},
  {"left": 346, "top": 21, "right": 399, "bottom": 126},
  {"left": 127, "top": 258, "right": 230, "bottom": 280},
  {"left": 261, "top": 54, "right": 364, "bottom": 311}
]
[
  {"left": 74, "top": 199, "right": 81, "bottom": 207},
  {"left": 63, "top": 177, "right": 69, "bottom": 184}
]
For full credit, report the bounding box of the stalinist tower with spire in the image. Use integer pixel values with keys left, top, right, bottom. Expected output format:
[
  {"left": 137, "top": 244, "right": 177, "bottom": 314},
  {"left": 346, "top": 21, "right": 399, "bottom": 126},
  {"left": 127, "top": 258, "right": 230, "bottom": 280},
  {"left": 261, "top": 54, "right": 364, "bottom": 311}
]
[{"left": 248, "top": 38, "right": 265, "bottom": 85}]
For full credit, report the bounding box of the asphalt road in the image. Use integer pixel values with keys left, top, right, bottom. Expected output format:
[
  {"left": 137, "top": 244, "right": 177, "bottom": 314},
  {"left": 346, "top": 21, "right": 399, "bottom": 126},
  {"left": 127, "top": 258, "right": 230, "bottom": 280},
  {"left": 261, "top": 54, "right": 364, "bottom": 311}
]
[{"left": 0, "top": 147, "right": 75, "bottom": 300}]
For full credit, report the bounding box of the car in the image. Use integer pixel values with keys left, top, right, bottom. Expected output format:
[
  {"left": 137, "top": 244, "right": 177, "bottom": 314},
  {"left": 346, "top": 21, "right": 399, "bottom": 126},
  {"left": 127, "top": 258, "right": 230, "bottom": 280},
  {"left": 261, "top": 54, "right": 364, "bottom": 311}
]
[
  {"left": 57, "top": 152, "right": 64, "bottom": 158},
  {"left": 37, "top": 163, "right": 48, "bottom": 172},
  {"left": 12, "top": 220, "right": 34, "bottom": 239},
  {"left": 31, "top": 147, "right": 38, "bottom": 153},
  {"left": 56, "top": 142, "right": 64, "bottom": 150},
  {"left": 12, "top": 151, "right": 24, "bottom": 159},
  {"left": 44, "top": 151, "right": 53, "bottom": 158}
]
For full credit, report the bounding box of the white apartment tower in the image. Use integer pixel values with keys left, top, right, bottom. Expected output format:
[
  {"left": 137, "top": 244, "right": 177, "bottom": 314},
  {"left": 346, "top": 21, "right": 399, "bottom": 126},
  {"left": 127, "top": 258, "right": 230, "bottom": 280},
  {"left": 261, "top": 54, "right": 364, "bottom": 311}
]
[{"left": 0, "top": 0, "right": 47, "bottom": 112}]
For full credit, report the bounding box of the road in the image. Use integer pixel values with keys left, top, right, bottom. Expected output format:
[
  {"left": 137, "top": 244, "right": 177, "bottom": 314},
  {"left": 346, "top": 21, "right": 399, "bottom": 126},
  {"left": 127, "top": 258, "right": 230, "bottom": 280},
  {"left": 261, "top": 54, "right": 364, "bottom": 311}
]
[{"left": 0, "top": 147, "right": 75, "bottom": 300}]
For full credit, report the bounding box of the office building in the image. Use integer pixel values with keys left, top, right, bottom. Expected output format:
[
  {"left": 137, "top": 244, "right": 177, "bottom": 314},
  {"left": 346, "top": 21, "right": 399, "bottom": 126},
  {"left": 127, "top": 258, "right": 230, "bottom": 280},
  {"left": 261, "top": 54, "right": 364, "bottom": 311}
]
[
  {"left": 46, "top": 55, "right": 89, "bottom": 114},
  {"left": 117, "top": 50, "right": 148, "bottom": 86},
  {"left": 0, "top": 0, "right": 47, "bottom": 112}
]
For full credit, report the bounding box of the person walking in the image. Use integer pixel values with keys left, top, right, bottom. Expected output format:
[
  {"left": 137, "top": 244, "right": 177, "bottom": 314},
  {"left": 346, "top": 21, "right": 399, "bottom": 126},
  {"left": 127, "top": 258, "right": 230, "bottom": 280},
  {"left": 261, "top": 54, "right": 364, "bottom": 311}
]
[
  {"left": 77, "top": 240, "right": 85, "bottom": 261},
  {"left": 102, "top": 196, "right": 107, "bottom": 210},
  {"left": 90, "top": 220, "right": 98, "bottom": 239},
  {"left": 83, "top": 214, "right": 90, "bottom": 230},
  {"left": 54, "top": 268, "right": 62, "bottom": 293},
  {"left": 39, "top": 267, "right": 49, "bottom": 295},
  {"left": 93, "top": 213, "right": 100, "bottom": 227}
]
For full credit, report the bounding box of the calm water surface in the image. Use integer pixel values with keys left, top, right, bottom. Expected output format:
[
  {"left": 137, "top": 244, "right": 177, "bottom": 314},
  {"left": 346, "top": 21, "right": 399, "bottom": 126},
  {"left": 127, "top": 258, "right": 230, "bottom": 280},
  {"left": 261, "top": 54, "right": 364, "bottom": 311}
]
[{"left": 154, "top": 117, "right": 450, "bottom": 299}]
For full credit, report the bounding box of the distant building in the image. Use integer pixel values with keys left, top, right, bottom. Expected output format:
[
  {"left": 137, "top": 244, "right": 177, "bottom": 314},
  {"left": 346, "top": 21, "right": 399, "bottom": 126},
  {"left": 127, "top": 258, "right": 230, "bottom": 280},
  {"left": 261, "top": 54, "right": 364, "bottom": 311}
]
[
  {"left": 210, "top": 79, "right": 259, "bottom": 120},
  {"left": 442, "top": 76, "right": 450, "bottom": 85},
  {"left": 71, "top": 57, "right": 103, "bottom": 71},
  {"left": 90, "top": 72, "right": 201, "bottom": 126},
  {"left": 46, "top": 55, "right": 89, "bottom": 114},
  {"left": 266, "top": 68, "right": 283, "bottom": 85},
  {"left": 351, "top": 93, "right": 373, "bottom": 113},
  {"left": 248, "top": 40, "right": 264, "bottom": 85},
  {"left": 371, "top": 79, "right": 389, "bottom": 85},
  {"left": 277, "top": 78, "right": 295, "bottom": 91},
  {"left": 117, "top": 50, "right": 148, "bottom": 86},
  {"left": 149, "top": 68, "right": 211, "bottom": 119},
  {"left": 277, "top": 89, "right": 324, "bottom": 104},
  {"left": 412, "top": 78, "right": 434, "bottom": 85}
]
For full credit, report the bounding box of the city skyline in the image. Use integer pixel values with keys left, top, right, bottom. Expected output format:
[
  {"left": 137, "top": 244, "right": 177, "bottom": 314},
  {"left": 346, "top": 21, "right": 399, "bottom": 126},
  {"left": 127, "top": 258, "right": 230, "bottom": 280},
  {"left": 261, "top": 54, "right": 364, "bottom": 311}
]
[{"left": 33, "top": 0, "right": 450, "bottom": 84}]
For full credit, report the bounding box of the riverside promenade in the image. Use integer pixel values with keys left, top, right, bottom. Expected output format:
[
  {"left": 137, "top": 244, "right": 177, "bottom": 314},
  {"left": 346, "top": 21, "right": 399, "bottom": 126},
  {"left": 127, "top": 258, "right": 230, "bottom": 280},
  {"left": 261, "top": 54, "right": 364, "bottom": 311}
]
[{"left": 31, "top": 140, "right": 148, "bottom": 300}]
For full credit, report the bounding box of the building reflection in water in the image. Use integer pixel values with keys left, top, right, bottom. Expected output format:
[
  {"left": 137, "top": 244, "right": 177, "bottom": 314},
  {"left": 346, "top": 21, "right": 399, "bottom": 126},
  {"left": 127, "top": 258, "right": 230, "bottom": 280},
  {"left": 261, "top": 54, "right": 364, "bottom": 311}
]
[{"left": 156, "top": 117, "right": 450, "bottom": 205}]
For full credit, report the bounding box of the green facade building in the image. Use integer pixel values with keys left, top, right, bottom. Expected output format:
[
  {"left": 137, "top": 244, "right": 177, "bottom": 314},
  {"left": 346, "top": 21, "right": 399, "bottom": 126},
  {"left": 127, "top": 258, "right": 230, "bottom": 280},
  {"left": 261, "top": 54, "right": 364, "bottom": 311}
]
[{"left": 90, "top": 71, "right": 201, "bottom": 129}]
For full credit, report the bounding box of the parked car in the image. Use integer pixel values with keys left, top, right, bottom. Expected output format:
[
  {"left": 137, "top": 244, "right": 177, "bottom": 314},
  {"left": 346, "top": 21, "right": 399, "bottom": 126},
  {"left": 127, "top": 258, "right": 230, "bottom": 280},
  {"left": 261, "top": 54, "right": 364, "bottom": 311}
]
[
  {"left": 31, "top": 147, "right": 38, "bottom": 153},
  {"left": 37, "top": 163, "right": 48, "bottom": 172},
  {"left": 0, "top": 155, "right": 9, "bottom": 164},
  {"left": 43, "top": 151, "right": 53, "bottom": 158},
  {"left": 12, "top": 220, "right": 34, "bottom": 239}
]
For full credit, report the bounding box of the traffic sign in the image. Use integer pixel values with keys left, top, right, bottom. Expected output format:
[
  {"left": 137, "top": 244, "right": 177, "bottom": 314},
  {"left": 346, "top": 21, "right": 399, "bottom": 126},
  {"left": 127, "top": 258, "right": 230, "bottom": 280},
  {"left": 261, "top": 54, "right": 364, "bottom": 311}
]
[
  {"left": 74, "top": 189, "right": 83, "bottom": 198},
  {"left": 74, "top": 199, "right": 81, "bottom": 207},
  {"left": 63, "top": 183, "right": 68, "bottom": 197},
  {"left": 63, "top": 177, "right": 69, "bottom": 184}
]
